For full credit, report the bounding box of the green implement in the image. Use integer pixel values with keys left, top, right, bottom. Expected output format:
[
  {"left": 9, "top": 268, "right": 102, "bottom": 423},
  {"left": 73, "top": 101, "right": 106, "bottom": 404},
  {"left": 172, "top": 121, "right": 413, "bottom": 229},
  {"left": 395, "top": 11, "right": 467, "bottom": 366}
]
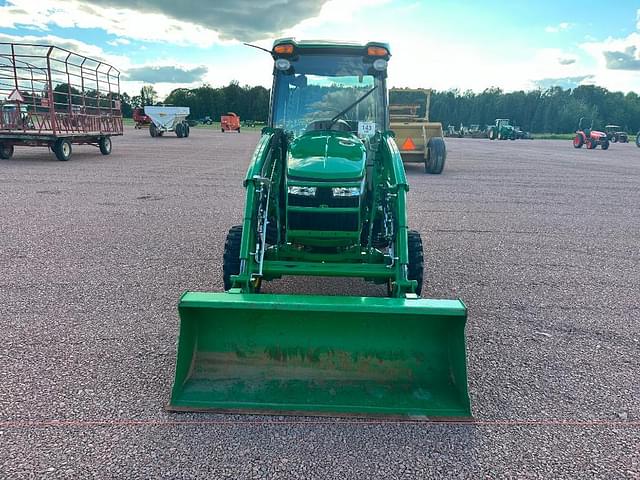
[
  {"left": 168, "top": 39, "right": 471, "bottom": 419},
  {"left": 170, "top": 293, "right": 469, "bottom": 417}
]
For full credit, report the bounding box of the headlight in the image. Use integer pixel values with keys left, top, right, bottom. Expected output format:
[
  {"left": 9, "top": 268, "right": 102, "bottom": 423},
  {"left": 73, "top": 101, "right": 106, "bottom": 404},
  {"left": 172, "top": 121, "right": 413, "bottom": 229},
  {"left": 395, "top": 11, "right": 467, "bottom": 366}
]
[
  {"left": 332, "top": 187, "right": 361, "bottom": 197},
  {"left": 288, "top": 186, "right": 317, "bottom": 196}
]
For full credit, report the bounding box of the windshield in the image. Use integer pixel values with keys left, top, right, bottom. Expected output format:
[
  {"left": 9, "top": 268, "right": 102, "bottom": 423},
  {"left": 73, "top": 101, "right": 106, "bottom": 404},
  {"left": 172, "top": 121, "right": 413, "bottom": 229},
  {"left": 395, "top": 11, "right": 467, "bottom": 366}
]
[{"left": 271, "top": 54, "right": 386, "bottom": 138}]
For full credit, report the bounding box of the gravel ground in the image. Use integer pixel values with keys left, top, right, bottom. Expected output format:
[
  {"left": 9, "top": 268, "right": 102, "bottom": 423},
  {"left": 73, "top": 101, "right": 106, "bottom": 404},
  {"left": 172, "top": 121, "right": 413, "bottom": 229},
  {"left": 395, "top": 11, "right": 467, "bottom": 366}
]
[{"left": 1, "top": 127, "right": 639, "bottom": 479}]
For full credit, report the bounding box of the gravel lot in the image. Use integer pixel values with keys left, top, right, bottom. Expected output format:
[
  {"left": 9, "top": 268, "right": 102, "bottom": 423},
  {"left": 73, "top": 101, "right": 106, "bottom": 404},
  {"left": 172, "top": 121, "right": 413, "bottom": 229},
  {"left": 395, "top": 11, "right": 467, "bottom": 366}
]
[{"left": 1, "top": 127, "right": 639, "bottom": 479}]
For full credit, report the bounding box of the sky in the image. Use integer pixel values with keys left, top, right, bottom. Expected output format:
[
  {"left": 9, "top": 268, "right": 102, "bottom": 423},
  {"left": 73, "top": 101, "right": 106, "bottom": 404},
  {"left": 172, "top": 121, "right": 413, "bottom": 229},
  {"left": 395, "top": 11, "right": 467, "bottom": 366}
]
[{"left": 0, "top": 0, "right": 639, "bottom": 98}]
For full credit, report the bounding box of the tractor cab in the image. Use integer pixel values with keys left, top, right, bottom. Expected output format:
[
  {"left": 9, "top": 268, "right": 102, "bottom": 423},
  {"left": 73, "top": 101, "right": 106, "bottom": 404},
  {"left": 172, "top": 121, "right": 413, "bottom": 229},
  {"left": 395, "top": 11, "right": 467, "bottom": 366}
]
[{"left": 269, "top": 39, "right": 390, "bottom": 248}]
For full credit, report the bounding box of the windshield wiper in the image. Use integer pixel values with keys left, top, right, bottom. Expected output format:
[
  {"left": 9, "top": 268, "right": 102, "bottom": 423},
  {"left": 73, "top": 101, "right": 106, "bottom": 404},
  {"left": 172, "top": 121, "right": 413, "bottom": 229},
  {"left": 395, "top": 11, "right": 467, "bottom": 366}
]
[{"left": 328, "top": 86, "right": 378, "bottom": 128}]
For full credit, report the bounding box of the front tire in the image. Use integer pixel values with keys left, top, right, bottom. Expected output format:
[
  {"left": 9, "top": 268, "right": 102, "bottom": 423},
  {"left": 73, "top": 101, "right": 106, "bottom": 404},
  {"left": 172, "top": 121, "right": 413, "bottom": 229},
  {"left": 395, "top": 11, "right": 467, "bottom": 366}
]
[
  {"left": 222, "top": 225, "right": 243, "bottom": 291},
  {"left": 425, "top": 137, "right": 446, "bottom": 174},
  {"left": 54, "top": 139, "right": 72, "bottom": 161},
  {"left": 407, "top": 230, "right": 424, "bottom": 297},
  {"left": 601, "top": 139, "right": 609, "bottom": 150},
  {"left": 0, "top": 143, "right": 14, "bottom": 160},
  {"left": 99, "top": 136, "right": 112, "bottom": 155},
  {"left": 573, "top": 134, "right": 583, "bottom": 148}
]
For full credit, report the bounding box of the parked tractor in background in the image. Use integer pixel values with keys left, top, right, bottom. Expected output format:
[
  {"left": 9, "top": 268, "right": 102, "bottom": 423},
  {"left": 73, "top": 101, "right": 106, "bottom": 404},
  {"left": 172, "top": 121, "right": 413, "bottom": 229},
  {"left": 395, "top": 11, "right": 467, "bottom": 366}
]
[
  {"left": 145, "top": 106, "right": 191, "bottom": 138},
  {"left": 487, "top": 119, "right": 516, "bottom": 140},
  {"left": 389, "top": 88, "right": 447, "bottom": 174},
  {"left": 573, "top": 117, "right": 609, "bottom": 150},
  {"left": 132, "top": 108, "right": 151, "bottom": 129},
  {"left": 514, "top": 126, "right": 533, "bottom": 140},
  {"left": 604, "top": 125, "right": 628, "bottom": 143},
  {"left": 467, "top": 124, "right": 488, "bottom": 139},
  {"left": 221, "top": 112, "right": 241, "bottom": 132},
  {"left": 168, "top": 39, "right": 469, "bottom": 419},
  {"left": 444, "top": 124, "right": 463, "bottom": 138}
]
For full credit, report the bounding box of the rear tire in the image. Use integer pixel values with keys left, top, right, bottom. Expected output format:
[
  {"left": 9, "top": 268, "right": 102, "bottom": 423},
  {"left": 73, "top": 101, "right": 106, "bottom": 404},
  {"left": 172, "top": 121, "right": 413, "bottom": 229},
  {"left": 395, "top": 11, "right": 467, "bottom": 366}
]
[
  {"left": 54, "top": 139, "right": 72, "bottom": 161},
  {"left": 222, "top": 225, "right": 243, "bottom": 291},
  {"left": 601, "top": 139, "right": 609, "bottom": 150},
  {"left": 407, "top": 230, "right": 424, "bottom": 297},
  {"left": 611, "top": 134, "right": 618, "bottom": 143},
  {"left": 425, "top": 137, "right": 446, "bottom": 174},
  {"left": 488, "top": 129, "right": 496, "bottom": 140},
  {"left": 0, "top": 143, "right": 14, "bottom": 160},
  {"left": 99, "top": 136, "right": 112, "bottom": 155}
]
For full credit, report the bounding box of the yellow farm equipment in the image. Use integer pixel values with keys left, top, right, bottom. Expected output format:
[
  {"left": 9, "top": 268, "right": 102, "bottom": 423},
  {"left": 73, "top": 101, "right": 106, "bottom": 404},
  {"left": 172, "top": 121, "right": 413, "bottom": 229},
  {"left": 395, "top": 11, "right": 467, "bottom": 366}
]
[{"left": 389, "top": 88, "right": 446, "bottom": 174}]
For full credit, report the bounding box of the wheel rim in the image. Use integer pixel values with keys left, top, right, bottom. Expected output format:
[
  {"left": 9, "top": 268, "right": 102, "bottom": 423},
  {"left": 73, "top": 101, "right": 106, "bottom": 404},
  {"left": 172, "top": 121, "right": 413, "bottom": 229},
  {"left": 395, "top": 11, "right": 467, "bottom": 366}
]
[
  {"left": 104, "top": 138, "right": 111, "bottom": 151},
  {"left": 62, "top": 143, "right": 70, "bottom": 156}
]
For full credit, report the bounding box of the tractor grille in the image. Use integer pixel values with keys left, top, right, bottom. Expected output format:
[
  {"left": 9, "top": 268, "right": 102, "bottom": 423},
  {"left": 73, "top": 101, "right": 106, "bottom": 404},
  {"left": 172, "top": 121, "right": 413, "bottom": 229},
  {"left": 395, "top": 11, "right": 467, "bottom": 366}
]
[
  {"left": 288, "top": 187, "right": 359, "bottom": 208},
  {"left": 288, "top": 211, "right": 359, "bottom": 231}
]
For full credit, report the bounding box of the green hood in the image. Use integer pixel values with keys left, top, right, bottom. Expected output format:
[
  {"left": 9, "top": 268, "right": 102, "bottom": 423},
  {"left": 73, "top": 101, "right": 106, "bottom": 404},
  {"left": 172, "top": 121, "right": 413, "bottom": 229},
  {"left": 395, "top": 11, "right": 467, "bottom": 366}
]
[{"left": 287, "top": 131, "right": 366, "bottom": 181}]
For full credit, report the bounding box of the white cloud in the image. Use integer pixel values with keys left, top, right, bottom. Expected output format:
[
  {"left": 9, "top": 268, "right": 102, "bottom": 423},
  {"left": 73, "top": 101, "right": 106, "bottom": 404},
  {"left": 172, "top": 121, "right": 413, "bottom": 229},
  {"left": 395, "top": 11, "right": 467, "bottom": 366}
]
[
  {"left": 106, "top": 38, "right": 130, "bottom": 47},
  {"left": 0, "top": 31, "right": 130, "bottom": 70},
  {"left": 580, "top": 32, "right": 640, "bottom": 91},
  {"left": 0, "top": 0, "right": 226, "bottom": 47},
  {"left": 545, "top": 22, "right": 572, "bottom": 33}
]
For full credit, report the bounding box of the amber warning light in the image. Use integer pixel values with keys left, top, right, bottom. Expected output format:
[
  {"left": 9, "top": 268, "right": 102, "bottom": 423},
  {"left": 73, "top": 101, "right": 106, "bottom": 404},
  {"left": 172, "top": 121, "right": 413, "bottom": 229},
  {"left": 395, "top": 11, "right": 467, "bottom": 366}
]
[
  {"left": 367, "top": 46, "right": 388, "bottom": 57},
  {"left": 274, "top": 44, "right": 294, "bottom": 55}
]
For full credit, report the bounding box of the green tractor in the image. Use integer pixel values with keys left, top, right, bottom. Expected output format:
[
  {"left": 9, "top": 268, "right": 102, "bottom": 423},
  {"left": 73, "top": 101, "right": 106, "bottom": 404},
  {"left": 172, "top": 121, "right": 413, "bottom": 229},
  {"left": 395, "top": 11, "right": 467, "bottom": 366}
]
[
  {"left": 487, "top": 118, "right": 516, "bottom": 140},
  {"left": 168, "top": 39, "right": 470, "bottom": 418}
]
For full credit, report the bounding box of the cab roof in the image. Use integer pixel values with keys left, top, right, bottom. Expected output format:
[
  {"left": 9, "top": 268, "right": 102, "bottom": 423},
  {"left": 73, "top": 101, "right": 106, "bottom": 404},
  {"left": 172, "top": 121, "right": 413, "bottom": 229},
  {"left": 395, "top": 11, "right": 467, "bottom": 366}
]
[{"left": 272, "top": 38, "right": 391, "bottom": 58}]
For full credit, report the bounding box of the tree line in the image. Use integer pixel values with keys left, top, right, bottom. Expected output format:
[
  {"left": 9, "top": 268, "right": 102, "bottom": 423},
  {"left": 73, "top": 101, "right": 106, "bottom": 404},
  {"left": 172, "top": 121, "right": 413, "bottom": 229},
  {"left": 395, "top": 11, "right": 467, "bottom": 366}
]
[
  {"left": 116, "top": 82, "right": 639, "bottom": 134},
  {"left": 120, "top": 81, "right": 270, "bottom": 122},
  {"left": 394, "top": 85, "right": 640, "bottom": 134}
]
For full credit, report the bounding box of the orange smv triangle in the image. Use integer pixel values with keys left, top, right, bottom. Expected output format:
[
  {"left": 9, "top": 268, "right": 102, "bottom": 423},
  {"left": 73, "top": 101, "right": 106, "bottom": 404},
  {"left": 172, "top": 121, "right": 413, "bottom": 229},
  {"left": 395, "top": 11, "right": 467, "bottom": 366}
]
[{"left": 401, "top": 137, "right": 416, "bottom": 150}]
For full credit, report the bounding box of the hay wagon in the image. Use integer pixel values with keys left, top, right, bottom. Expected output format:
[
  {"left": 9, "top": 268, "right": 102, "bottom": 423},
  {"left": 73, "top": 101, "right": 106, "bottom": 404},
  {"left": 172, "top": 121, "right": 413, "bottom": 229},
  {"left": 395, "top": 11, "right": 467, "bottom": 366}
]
[{"left": 0, "top": 42, "right": 123, "bottom": 161}]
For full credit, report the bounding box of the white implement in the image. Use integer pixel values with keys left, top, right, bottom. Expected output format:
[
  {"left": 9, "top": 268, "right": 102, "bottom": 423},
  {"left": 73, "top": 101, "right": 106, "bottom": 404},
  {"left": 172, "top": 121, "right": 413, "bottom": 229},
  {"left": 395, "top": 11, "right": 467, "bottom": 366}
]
[{"left": 144, "top": 105, "right": 189, "bottom": 133}]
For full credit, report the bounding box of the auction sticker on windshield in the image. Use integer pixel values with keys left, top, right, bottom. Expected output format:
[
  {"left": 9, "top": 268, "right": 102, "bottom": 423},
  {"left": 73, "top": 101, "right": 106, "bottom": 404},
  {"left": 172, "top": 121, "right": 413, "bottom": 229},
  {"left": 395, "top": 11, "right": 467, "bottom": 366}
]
[{"left": 358, "top": 121, "right": 376, "bottom": 138}]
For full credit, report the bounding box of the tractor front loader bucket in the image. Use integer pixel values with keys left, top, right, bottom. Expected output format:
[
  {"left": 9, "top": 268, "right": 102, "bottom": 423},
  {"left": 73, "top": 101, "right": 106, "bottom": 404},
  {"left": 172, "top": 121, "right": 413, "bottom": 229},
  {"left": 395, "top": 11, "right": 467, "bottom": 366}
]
[{"left": 168, "top": 292, "right": 471, "bottom": 418}]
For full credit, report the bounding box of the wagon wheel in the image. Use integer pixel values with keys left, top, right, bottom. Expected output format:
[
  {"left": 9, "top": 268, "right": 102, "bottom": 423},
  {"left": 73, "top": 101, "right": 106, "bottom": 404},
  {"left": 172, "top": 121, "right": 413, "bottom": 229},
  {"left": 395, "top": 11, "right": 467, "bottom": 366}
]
[
  {"left": 99, "top": 137, "right": 112, "bottom": 155},
  {"left": 0, "top": 143, "right": 14, "bottom": 160},
  {"left": 54, "top": 139, "right": 72, "bottom": 161}
]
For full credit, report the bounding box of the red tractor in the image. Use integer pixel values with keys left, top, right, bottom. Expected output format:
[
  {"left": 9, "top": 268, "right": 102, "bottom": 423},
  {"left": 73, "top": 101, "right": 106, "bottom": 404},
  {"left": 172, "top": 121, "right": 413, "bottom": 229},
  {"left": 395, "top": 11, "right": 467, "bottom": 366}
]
[
  {"left": 132, "top": 107, "right": 151, "bottom": 129},
  {"left": 220, "top": 112, "right": 240, "bottom": 133},
  {"left": 573, "top": 117, "right": 609, "bottom": 150}
]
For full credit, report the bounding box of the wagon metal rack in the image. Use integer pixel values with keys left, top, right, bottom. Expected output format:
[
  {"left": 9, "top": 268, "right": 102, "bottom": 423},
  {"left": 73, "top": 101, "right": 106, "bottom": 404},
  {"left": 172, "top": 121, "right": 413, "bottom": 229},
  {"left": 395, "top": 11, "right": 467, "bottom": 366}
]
[{"left": 0, "top": 42, "right": 123, "bottom": 161}]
